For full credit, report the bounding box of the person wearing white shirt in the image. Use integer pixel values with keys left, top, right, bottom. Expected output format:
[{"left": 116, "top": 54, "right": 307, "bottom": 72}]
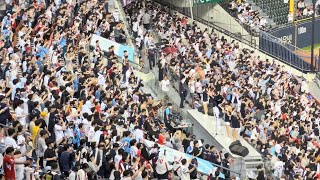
[
  {"left": 25, "top": 165, "right": 36, "bottom": 180},
  {"left": 213, "top": 105, "right": 221, "bottom": 130},
  {"left": 132, "top": 19, "right": 139, "bottom": 38},
  {"left": 17, "top": 132, "right": 27, "bottom": 153},
  {"left": 160, "top": 75, "right": 170, "bottom": 92},
  {"left": 176, "top": 159, "right": 197, "bottom": 180},
  {"left": 130, "top": 140, "right": 138, "bottom": 161},
  {"left": 273, "top": 157, "right": 285, "bottom": 178},
  {"left": 97, "top": 72, "right": 106, "bottom": 86},
  {"left": 132, "top": 126, "right": 144, "bottom": 142},
  {"left": 43, "top": 73, "right": 50, "bottom": 87},
  {"left": 5, "top": 128, "right": 18, "bottom": 149},
  {"left": 54, "top": 120, "right": 66, "bottom": 144},
  {"left": 15, "top": 155, "right": 27, "bottom": 180},
  {"left": 275, "top": 143, "right": 282, "bottom": 154},
  {"left": 113, "top": 9, "right": 120, "bottom": 23},
  {"left": 155, "top": 153, "right": 173, "bottom": 179},
  {"left": 93, "top": 128, "right": 103, "bottom": 144},
  {"left": 15, "top": 100, "right": 28, "bottom": 127},
  {"left": 77, "top": 164, "right": 89, "bottom": 180},
  {"left": 81, "top": 98, "right": 94, "bottom": 115},
  {"left": 114, "top": 151, "right": 123, "bottom": 170},
  {"left": 87, "top": 120, "right": 98, "bottom": 142}
]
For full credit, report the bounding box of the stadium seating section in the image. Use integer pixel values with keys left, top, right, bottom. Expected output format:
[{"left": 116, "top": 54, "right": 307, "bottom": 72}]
[{"left": 253, "top": 0, "right": 289, "bottom": 25}]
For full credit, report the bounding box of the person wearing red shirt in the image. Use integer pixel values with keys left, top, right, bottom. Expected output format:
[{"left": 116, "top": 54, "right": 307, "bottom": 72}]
[
  {"left": 158, "top": 129, "right": 167, "bottom": 145},
  {"left": 3, "top": 147, "right": 30, "bottom": 180}
]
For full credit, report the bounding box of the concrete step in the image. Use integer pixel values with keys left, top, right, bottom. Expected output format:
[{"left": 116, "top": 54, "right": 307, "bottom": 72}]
[
  {"left": 244, "top": 161, "right": 264, "bottom": 165},
  {"left": 245, "top": 167, "right": 265, "bottom": 173},
  {"left": 243, "top": 156, "right": 263, "bottom": 161}
]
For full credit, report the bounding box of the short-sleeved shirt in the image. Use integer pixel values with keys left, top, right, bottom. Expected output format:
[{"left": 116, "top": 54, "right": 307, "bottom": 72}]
[
  {"left": 3, "top": 155, "right": 15, "bottom": 180},
  {"left": 158, "top": 134, "right": 166, "bottom": 145},
  {"left": 178, "top": 165, "right": 190, "bottom": 180},
  {"left": 44, "top": 148, "right": 56, "bottom": 167}
]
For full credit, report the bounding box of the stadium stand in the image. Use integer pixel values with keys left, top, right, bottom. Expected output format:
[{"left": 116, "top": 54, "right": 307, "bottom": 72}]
[
  {"left": 253, "top": 0, "right": 289, "bottom": 25},
  {"left": 0, "top": 0, "right": 319, "bottom": 179}
]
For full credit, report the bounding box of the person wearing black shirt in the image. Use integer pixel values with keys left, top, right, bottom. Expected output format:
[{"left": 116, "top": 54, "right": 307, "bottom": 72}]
[
  {"left": 180, "top": 88, "right": 187, "bottom": 108},
  {"left": 109, "top": 143, "right": 119, "bottom": 160},
  {"left": 148, "top": 48, "right": 156, "bottom": 70},
  {"left": 192, "top": 140, "right": 202, "bottom": 157},
  {"left": 313, "top": 124, "right": 319, "bottom": 136},
  {"left": 256, "top": 165, "right": 265, "bottom": 180},
  {"left": 213, "top": 92, "right": 224, "bottom": 113},
  {"left": 78, "top": 47, "right": 87, "bottom": 66},
  {"left": 44, "top": 139, "right": 58, "bottom": 168},
  {"left": 182, "top": 133, "right": 192, "bottom": 153},
  {"left": 202, "top": 144, "right": 210, "bottom": 161},
  {"left": 188, "top": 159, "right": 198, "bottom": 179},
  {"left": 222, "top": 153, "right": 231, "bottom": 179},
  {"left": 48, "top": 107, "right": 58, "bottom": 140},
  {"left": 201, "top": 87, "right": 209, "bottom": 116},
  {"left": 104, "top": 155, "right": 114, "bottom": 178},
  {"left": 0, "top": 95, "right": 12, "bottom": 125}
]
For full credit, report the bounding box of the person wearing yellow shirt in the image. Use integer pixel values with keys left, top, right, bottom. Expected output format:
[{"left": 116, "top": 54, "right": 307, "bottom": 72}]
[{"left": 32, "top": 119, "right": 43, "bottom": 144}]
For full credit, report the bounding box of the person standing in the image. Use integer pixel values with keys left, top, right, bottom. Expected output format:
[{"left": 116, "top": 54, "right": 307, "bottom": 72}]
[
  {"left": 59, "top": 144, "right": 74, "bottom": 176},
  {"left": 176, "top": 158, "right": 197, "bottom": 180},
  {"left": 132, "top": 18, "right": 139, "bottom": 39},
  {"left": 160, "top": 75, "right": 170, "bottom": 98},
  {"left": 180, "top": 88, "right": 187, "bottom": 108},
  {"left": 213, "top": 103, "right": 221, "bottom": 131},
  {"left": 222, "top": 153, "right": 232, "bottom": 179},
  {"left": 163, "top": 103, "right": 172, "bottom": 130},
  {"left": 37, "top": 130, "right": 48, "bottom": 168},
  {"left": 148, "top": 47, "right": 155, "bottom": 70},
  {"left": 155, "top": 151, "right": 172, "bottom": 179},
  {"left": 3, "top": 147, "right": 30, "bottom": 180},
  {"left": 202, "top": 87, "right": 209, "bottom": 116},
  {"left": 158, "top": 55, "right": 166, "bottom": 81},
  {"left": 142, "top": 11, "right": 151, "bottom": 31},
  {"left": 231, "top": 109, "right": 241, "bottom": 141},
  {"left": 0, "top": 94, "right": 13, "bottom": 125},
  {"left": 43, "top": 139, "right": 57, "bottom": 169}
]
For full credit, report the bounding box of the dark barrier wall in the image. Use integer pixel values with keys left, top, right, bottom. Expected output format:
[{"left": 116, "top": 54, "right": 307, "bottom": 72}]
[
  {"left": 271, "top": 18, "right": 320, "bottom": 48},
  {"left": 260, "top": 32, "right": 312, "bottom": 72}
]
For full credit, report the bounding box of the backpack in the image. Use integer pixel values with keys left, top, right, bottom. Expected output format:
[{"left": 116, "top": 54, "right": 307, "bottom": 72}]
[
  {"left": 45, "top": 170, "right": 54, "bottom": 180},
  {"left": 45, "top": 170, "right": 60, "bottom": 180}
]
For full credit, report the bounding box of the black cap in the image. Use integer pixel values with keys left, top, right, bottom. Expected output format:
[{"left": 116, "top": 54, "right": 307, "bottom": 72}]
[
  {"left": 113, "top": 143, "right": 119, "bottom": 148},
  {"left": 114, "top": 171, "right": 121, "bottom": 179}
]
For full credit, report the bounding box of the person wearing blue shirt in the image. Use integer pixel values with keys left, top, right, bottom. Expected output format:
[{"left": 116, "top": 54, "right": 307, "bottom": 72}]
[
  {"left": 73, "top": 74, "right": 79, "bottom": 98},
  {"left": 59, "top": 37, "right": 67, "bottom": 47},
  {"left": 60, "top": 36, "right": 67, "bottom": 56},
  {"left": 206, "top": 48, "right": 212, "bottom": 59},
  {"left": 2, "top": 28, "right": 11, "bottom": 38},
  {"left": 163, "top": 103, "right": 172, "bottom": 130},
  {"left": 35, "top": 56, "right": 44, "bottom": 73},
  {"left": 95, "top": 89, "right": 101, "bottom": 101},
  {"left": 1, "top": 16, "right": 11, "bottom": 31},
  {"left": 37, "top": 45, "right": 49, "bottom": 59},
  {"left": 121, "top": 131, "right": 132, "bottom": 154},
  {"left": 73, "top": 123, "right": 85, "bottom": 148}
]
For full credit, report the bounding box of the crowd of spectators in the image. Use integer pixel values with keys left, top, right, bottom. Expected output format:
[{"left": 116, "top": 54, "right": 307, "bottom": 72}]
[
  {"left": 124, "top": 0, "right": 320, "bottom": 179},
  {"left": 0, "top": 0, "right": 319, "bottom": 179},
  {"left": 227, "top": 0, "right": 268, "bottom": 33},
  {"left": 0, "top": 0, "right": 237, "bottom": 179},
  {"left": 295, "top": 0, "right": 315, "bottom": 20}
]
